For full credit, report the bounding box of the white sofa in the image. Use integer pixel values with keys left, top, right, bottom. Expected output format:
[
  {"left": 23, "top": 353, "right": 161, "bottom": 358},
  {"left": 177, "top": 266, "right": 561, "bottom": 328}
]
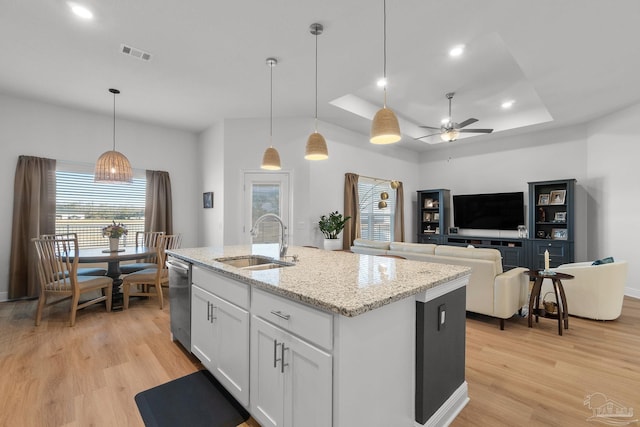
[
  {"left": 351, "top": 239, "right": 529, "bottom": 329},
  {"left": 546, "top": 260, "right": 628, "bottom": 320}
]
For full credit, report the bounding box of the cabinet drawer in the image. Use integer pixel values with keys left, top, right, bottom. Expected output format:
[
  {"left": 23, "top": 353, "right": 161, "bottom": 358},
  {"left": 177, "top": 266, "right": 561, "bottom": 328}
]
[
  {"left": 192, "top": 266, "right": 249, "bottom": 309},
  {"left": 252, "top": 288, "right": 333, "bottom": 350}
]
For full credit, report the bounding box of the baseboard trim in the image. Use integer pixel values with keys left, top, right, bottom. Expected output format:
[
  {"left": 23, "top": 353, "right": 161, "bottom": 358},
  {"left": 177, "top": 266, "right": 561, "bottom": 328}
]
[
  {"left": 415, "top": 381, "right": 469, "bottom": 427},
  {"left": 625, "top": 287, "right": 640, "bottom": 300}
]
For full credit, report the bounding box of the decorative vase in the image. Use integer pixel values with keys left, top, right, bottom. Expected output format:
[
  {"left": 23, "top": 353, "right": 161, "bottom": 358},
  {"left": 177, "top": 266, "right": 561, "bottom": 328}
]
[
  {"left": 323, "top": 237, "right": 343, "bottom": 251},
  {"left": 109, "top": 237, "right": 119, "bottom": 252}
]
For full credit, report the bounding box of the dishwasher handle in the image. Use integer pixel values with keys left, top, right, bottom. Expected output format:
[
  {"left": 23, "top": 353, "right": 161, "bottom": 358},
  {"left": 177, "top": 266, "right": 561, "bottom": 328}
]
[{"left": 166, "top": 258, "right": 190, "bottom": 275}]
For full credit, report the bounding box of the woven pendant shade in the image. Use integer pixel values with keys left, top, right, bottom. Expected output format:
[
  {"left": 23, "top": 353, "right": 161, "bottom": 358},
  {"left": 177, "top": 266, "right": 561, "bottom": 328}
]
[
  {"left": 370, "top": 107, "right": 401, "bottom": 144},
  {"left": 94, "top": 150, "right": 133, "bottom": 183},
  {"left": 95, "top": 88, "right": 133, "bottom": 183},
  {"left": 261, "top": 146, "right": 281, "bottom": 170},
  {"left": 305, "top": 132, "right": 328, "bottom": 160}
]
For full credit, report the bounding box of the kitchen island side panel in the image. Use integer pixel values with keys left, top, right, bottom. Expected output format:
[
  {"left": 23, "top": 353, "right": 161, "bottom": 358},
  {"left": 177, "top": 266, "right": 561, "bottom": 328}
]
[{"left": 415, "top": 286, "right": 466, "bottom": 424}]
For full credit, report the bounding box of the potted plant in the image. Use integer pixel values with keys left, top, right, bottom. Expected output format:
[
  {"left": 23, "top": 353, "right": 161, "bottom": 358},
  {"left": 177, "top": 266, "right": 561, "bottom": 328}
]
[{"left": 318, "top": 211, "right": 351, "bottom": 250}]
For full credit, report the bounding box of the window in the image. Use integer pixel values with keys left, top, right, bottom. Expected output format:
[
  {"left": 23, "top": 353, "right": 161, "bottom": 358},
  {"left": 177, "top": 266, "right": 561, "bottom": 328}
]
[
  {"left": 244, "top": 172, "right": 290, "bottom": 245},
  {"left": 358, "top": 177, "right": 395, "bottom": 242},
  {"left": 55, "top": 163, "right": 146, "bottom": 248}
]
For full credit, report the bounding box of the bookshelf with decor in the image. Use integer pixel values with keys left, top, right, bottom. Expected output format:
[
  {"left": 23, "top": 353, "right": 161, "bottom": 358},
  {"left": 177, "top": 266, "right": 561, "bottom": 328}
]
[
  {"left": 528, "top": 179, "right": 576, "bottom": 269},
  {"left": 417, "top": 189, "right": 450, "bottom": 244}
]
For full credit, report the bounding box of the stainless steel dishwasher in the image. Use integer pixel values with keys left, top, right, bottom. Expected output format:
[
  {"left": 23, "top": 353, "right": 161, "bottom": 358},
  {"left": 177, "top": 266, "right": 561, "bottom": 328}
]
[{"left": 167, "top": 256, "right": 191, "bottom": 351}]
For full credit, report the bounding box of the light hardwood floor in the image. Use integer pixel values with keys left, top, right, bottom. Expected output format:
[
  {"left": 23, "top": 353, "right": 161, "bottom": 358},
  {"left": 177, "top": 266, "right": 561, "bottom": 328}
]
[{"left": 1, "top": 294, "right": 638, "bottom": 427}]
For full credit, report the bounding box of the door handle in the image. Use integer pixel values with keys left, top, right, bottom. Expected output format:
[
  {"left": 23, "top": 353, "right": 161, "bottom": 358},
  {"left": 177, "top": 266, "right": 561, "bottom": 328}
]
[
  {"left": 209, "top": 304, "right": 216, "bottom": 323},
  {"left": 273, "top": 339, "right": 281, "bottom": 369},
  {"left": 280, "top": 343, "right": 289, "bottom": 373}
]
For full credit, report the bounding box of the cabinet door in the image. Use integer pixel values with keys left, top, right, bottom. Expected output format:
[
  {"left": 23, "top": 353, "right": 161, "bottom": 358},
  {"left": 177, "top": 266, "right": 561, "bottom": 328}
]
[
  {"left": 210, "top": 293, "right": 249, "bottom": 406},
  {"left": 191, "top": 285, "right": 215, "bottom": 370},
  {"left": 284, "top": 333, "right": 332, "bottom": 427},
  {"left": 251, "top": 316, "right": 286, "bottom": 427}
]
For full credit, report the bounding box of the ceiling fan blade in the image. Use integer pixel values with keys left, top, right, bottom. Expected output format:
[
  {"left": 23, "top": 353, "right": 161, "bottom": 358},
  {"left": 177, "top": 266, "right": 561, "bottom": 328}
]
[
  {"left": 459, "top": 128, "right": 493, "bottom": 134},
  {"left": 418, "top": 125, "right": 441, "bottom": 130},
  {"left": 414, "top": 133, "right": 440, "bottom": 140},
  {"left": 457, "top": 118, "right": 479, "bottom": 128}
]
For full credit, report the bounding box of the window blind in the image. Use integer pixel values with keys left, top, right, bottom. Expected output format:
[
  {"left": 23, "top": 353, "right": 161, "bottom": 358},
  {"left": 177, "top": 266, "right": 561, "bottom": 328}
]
[
  {"left": 358, "top": 178, "right": 395, "bottom": 242},
  {"left": 55, "top": 170, "right": 146, "bottom": 248}
]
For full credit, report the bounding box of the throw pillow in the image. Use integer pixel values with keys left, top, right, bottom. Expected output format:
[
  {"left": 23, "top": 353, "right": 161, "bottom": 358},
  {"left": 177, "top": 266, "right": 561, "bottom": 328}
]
[{"left": 592, "top": 256, "right": 615, "bottom": 265}]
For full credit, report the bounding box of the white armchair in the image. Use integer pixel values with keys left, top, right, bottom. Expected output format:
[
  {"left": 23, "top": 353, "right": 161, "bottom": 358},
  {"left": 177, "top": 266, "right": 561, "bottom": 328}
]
[{"left": 545, "top": 260, "right": 628, "bottom": 320}]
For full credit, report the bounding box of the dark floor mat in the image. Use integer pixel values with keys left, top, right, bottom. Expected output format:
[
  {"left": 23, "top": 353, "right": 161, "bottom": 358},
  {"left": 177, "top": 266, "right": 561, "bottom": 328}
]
[{"left": 135, "top": 370, "right": 250, "bottom": 427}]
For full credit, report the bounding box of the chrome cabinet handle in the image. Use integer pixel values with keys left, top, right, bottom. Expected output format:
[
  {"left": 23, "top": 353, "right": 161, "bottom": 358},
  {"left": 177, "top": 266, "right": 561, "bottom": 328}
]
[
  {"left": 270, "top": 310, "right": 291, "bottom": 320},
  {"left": 273, "top": 339, "right": 281, "bottom": 369},
  {"left": 206, "top": 301, "right": 210, "bottom": 321},
  {"left": 280, "top": 343, "right": 289, "bottom": 373},
  {"left": 210, "top": 304, "right": 216, "bottom": 323}
]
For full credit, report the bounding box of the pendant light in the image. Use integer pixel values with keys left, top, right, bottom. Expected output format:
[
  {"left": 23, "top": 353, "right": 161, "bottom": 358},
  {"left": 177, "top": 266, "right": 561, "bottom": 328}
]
[
  {"left": 305, "top": 23, "right": 329, "bottom": 161},
  {"left": 261, "top": 58, "right": 282, "bottom": 170},
  {"left": 370, "top": 0, "right": 401, "bottom": 145},
  {"left": 94, "top": 88, "right": 133, "bottom": 183}
]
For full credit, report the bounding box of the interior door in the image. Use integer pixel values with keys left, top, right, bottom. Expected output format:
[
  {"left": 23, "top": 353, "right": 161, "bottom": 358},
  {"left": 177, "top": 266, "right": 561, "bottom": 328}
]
[{"left": 243, "top": 172, "right": 290, "bottom": 244}]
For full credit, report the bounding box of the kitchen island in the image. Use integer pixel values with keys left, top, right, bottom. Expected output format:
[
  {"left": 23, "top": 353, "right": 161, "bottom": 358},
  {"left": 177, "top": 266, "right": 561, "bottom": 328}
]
[{"left": 167, "top": 245, "right": 471, "bottom": 427}]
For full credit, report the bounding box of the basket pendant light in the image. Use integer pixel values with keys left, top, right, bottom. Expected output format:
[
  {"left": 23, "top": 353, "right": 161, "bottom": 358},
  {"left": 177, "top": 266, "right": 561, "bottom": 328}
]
[
  {"left": 261, "top": 58, "right": 282, "bottom": 170},
  {"left": 94, "top": 88, "right": 133, "bottom": 183},
  {"left": 305, "top": 23, "right": 329, "bottom": 160},
  {"left": 370, "top": 0, "right": 401, "bottom": 145}
]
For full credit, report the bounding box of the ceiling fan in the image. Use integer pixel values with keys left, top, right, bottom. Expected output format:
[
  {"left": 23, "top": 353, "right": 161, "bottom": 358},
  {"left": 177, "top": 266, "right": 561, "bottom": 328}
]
[{"left": 415, "top": 92, "right": 493, "bottom": 142}]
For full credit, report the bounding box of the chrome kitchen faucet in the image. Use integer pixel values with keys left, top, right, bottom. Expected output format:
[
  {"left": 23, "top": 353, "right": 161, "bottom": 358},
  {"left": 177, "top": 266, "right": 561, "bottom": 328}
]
[{"left": 250, "top": 213, "right": 288, "bottom": 258}]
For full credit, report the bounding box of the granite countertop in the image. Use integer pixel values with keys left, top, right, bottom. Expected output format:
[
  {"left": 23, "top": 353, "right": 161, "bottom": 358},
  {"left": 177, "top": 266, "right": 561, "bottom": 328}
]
[{"left": 167, "top": 245, "right": 470, "bottom": 317}]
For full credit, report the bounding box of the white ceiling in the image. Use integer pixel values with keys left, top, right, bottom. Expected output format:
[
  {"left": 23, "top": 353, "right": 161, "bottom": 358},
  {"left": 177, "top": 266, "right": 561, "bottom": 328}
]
[{"left": 2, "top": 0, "right": 640, "bottom": 152}]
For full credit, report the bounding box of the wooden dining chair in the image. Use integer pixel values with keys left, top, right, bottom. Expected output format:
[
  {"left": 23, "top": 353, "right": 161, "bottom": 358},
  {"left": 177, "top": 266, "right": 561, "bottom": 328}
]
[
  {"left": 33, "top": 235, "right": 113, "bottom": 326},
  {"left": 121, "top": 234, "right": 181, "bottom": 309},
  {"left": 41, "top": 233, "right": 108, "bottom": 276},
  {"left": 120, "top": 231, "right": 165, "bottom": 274}
]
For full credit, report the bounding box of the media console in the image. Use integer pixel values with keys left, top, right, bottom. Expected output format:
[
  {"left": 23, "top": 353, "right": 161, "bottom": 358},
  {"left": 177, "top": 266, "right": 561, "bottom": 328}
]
[{"left": 445, "top": 236, "right": 526, "bottom": 270}]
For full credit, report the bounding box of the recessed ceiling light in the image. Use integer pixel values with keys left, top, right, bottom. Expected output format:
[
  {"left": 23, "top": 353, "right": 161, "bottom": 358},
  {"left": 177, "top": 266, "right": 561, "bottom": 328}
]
[
  {"left": 501, "top": 100, "right": 515, "bottom": 109},
  {"left": 376, "top": 77, "right": 387, "bottom": 88},
  {"left": 449, "top": 44, "right": 465, "bottom": 57},
  {"left": 68, "top": 2, "right": 93, "bottom": 20}
]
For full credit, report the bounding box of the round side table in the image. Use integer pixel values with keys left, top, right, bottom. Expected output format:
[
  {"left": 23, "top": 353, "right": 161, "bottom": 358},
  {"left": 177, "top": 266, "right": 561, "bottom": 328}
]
[{"left": 524, "top": 270, "right": 574, "bottom": 336}]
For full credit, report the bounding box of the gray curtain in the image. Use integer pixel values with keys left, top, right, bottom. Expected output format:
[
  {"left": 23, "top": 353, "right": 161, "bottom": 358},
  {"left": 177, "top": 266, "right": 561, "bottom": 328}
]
[
  {"left": 343, "top": 173, "right": 360, "bottom": 250},
  {"left": 145, "top": 170, "right": 173, "bottom": 234},
  {"left": 9, "top": 156, "right": 56, "bottom": 299},
  {"left": 394, "top": 182, "right": 405, "bottom": 242}
]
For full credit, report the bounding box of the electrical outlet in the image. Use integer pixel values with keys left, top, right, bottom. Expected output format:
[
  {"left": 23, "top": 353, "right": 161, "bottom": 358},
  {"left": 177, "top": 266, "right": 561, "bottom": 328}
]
[{"left": 438, "top": 304, "right": 446, "bottom": 331}]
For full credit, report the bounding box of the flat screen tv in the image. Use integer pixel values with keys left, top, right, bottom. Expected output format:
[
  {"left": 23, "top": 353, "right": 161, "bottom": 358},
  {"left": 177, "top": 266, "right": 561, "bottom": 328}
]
[{"left": 453, "top": 192, "right": 524, "bottom": 230}]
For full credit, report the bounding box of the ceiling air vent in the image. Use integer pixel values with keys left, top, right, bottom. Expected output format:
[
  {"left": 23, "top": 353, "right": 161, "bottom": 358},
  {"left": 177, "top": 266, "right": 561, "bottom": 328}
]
[{"left": 120, "top": 44, "right": 152, "bottom": 61}]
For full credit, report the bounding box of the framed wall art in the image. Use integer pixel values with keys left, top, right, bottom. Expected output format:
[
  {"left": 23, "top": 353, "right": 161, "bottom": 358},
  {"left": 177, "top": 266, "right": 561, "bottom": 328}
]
[{"left": 203, "top": 192, "right": 214, "bottom": 209}]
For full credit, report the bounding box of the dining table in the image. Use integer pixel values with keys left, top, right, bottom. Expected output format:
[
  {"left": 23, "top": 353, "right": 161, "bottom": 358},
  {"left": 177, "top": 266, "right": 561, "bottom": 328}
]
[{"left": 72, "top": 246, "right": 157, "bottom": 310}]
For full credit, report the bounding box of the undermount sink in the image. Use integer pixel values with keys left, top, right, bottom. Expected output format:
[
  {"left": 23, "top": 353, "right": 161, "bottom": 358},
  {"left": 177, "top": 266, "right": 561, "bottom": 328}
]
[{"left": 215, "top": 255, "right": 294, "bottom": 270}]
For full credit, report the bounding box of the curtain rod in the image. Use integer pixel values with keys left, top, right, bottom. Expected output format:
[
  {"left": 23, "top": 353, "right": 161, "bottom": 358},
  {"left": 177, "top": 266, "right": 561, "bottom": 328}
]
[{"left": 356, "top": 173, "right": 398, "bottom": 183}]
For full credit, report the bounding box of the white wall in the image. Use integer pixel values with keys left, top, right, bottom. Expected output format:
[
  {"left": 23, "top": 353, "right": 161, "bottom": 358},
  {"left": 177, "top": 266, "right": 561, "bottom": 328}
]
[
  {"left": 198, "top": 122, "right": 225, "bottom": 248},
  {"left": 0, "top": 93, "right": 199, "bottom": 300},
  {"left": 586, "top": 102, "right": 640, "bottom": 298},
  {"left": 217, "top": 117, "right": 421, "bottom": 248}
]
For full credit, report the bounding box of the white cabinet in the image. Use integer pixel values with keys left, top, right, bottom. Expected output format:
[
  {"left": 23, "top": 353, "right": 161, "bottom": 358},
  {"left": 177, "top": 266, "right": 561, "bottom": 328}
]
[
  {"left": 190, "top": 269, "right": 250, "bottom": 407},
  {"left": 250, "top": 289, "right": 332, "bottom": 427},
  {"left": 251, "top": 316, "right": 332, "bottom": 427},
  {"left": 191, "top": 285, "right": 215, "bottom": 367}
]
